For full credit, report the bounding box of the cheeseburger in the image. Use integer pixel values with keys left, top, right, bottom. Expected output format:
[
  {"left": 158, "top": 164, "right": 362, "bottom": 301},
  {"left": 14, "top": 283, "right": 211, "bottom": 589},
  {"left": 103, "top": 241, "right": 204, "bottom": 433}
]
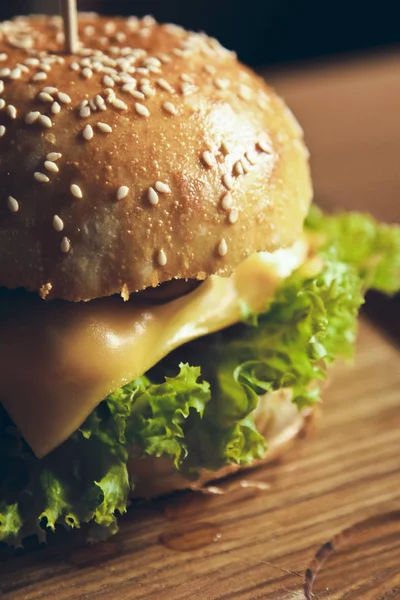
[{"left": 0, "top": 14, "right": 399, "bottom": 546}]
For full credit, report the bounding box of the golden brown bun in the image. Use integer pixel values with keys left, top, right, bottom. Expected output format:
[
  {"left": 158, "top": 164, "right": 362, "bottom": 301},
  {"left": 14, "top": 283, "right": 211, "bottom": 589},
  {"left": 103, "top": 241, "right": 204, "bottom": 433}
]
[
  {"left": 129, "top": 389, "right": 314, "bottom": 499},
  {"left": 0, "top": 14, "right": 312, "bottom": 301}
]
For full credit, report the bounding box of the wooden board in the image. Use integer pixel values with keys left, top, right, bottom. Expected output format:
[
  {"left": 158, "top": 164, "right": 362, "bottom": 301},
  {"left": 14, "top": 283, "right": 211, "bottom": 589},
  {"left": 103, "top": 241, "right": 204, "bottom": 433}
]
[{"left": 0, "top": 319, "right": 399, "bottom": 599}]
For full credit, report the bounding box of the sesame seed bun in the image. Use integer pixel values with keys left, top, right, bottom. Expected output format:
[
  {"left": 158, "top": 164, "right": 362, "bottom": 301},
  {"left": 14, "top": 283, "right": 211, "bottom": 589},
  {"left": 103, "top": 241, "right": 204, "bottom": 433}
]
[
  {"left": 129, "top": 389, "right": 315, "bottom": 499},
  {"left": 0, "top": 14, "right": 312, "bottom": 302}
]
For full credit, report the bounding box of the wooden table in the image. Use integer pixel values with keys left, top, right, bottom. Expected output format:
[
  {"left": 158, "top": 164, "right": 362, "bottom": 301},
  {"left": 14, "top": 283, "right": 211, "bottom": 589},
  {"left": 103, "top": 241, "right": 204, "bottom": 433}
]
[
  {"left": 266, "top": 48, "right": 400, "bottom": 224},
  {"left": 0, "top": 51, "right": 399, "bottom": 600}
]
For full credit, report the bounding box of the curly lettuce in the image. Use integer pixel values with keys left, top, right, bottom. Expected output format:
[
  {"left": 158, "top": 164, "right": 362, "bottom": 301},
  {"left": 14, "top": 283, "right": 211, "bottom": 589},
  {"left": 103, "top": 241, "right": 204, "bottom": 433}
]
[{"left": 1, "top": 209, "right": 399, "bottom": 546}]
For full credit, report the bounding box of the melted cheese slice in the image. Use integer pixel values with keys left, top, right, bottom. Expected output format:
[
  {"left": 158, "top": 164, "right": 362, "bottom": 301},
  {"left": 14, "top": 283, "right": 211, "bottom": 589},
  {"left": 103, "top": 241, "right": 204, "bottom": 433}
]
[{"left": 0, "top": 241, "right": 307, "bottom": 458}]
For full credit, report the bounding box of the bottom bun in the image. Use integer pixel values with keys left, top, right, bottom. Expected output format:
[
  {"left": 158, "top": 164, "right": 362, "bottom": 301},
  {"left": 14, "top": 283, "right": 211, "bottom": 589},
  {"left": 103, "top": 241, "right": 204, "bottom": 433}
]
[{"left": 129, "top": 389, "right": 314, "bottom": 499}]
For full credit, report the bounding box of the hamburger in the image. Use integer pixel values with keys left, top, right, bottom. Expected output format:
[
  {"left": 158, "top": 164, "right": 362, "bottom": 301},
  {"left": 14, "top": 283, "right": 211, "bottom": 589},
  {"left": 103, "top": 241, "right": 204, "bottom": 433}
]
[{"left": 0, "top": 13, "right": 399, "bottom": 546}]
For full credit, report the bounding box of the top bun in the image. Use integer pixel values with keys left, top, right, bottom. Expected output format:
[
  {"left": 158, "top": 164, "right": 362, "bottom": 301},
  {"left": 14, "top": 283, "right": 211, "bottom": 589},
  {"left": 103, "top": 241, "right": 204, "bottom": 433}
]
[{"left": 0, "top": 14, "right": 312, "bottom": 301}]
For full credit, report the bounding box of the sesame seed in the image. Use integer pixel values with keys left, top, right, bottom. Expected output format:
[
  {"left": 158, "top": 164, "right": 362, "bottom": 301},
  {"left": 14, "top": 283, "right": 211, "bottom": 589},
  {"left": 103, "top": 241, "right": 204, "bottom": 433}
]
[
  {"left": 44, "top": 160, "right": 59, "bottom": 173},
  {"left": 204, "top": 65, "right": 216, "bottom": 75},
  {"left": 119, "top": 73, "right": 135, "bottom": 84},
  {"left": 104, "top": 21, "right": 116, "bottom": 34},
  {"left": 40, "top": 63, "right": 51, "bottom": 73},
  {"left": 114, "top": 186, "right": 129, "bottom": 201},
  {"left": 38, "top": 92, "right": 54, "bottom": 103},
  {"left": 25, "top": 111, "right": 40, "bottom": 124},
  {"left": 245, "top": 150, "right": 257, "bottom": 165},
  {"left": 127, "top": 16, "right": 140, "bottom": 30},
  {"left": 39, "top": 114, "right": 52, "bottom": 128},
  {"left": 234, "top": 160, "right": 244, "bottom": 175},
  {"left": 42, "top": 86, "right": 58, "bottom": 94},
  {"left": 0, "top": 125, "right": 6, "bottom": 137},
  {"left": 61, "top": 236, "right": 71, "bottom": 253},
  {"left": 148, "top": 65, "right": 162, "bottom": 74},
  {"left": 157, "top": 249, "right": 167, "bottom": 266},
  {"left": 217, "top": 238, "right": 228, "bottom": 257},
  {"left": 47, "top": 152, "right": 62, "bottom": 161},
  {"left": 78, "top": 99, "right": 89, "bottom": 110},
  {"left": 24, "top": 57, "right": 40, "bottom": 66},
  {"left": 238, "top": 84, "right": 252, "bottom": 101},
  {"left": 142, "top": 15, "right": 156, "bottom": 26},
  {"left": 103, "top": 74, "right": 115, "bottom": 88},
  {"left": 110, "top": 72, "right": 121, "bottom": 84},
  {"left": 104, "top": 87, "right": 116, "bottom": 101},
  {"left": 202, "top": 151, "right": 214, "bottom": 168},
  {"left": 6, "top": 105, "right": 17, "bottom": 119},
  {"left": 0, "top": 99, "right": 5, "bottom": 109},
  {"left": 144, "top": 57, "right": 162, "bottom": 68},
  {"left": 180, "top": 81, "right": 196, "bottom": 95},
  {"left": 241, "top": 157, "right": 251, "bottom": 173},
  {"left": 116, "top": 32, "right": 127, "bottom": 43},
  {"left": 157, "top": 53, "right": 171, "bottom": 64},
  {"left": 156, "top": 78, "right": 173, "bottom": 92},
  {"left": 0, "top": 81, "right": 3, "bottom": 93},
  {"left": 138, "top": 28, "right": 151, "bottom": 38},
  {"left": 96, "top": 122, "right": 112, "bottom": 134},
  {"left": 51, "top": 101, "right": 61, "bottom": 114},
  {"left": 9, "top": 67, "right": 22, "bottom": 80},
  {"left": 34, "top": 172, "right": 50, "bottom": 183},
  {"left": 70, "top": 61, "right": 80, "bottom": 72},
  {"left": 53, "top": 214, "right": 64, "bottom": 231},
  {"left": 17, "top": 63, "right": 29, "bottom": 74},
  {"left": 155, "top": 181, "right": 171, "bottom": 194},
  {"left": 0, "top": 53, "right": 7, "bottom": 62},
  {"left": 7, "top": 196, "right": 19, "bottom": 213},
  {"left": 0, "top": 68, "right": 10, "bottom": 77},
  {"left": 141, "top": 84, "right": 155, "bottom": 98},
  {"left": 131, "top": 90, "right": 145, "bottom": 100},
  {"left": 82, "top": 124, "right": 94, "bottom": 140},
  {"left": 148, "top": 187, "right": 159, "bottom": 205},
  {"left": 257, "top": 96, "right": 270, "bottom": 110},
  {"left": 214, "top": 77, "right": 230, "bottom": 90},
  {"left": 180, "top": 73, "right": 194, "bottom": 83},
  {"left": 32, "top": 72, "right": 47, "bottom": 82},
  {"left": 84, "top": 24, "right": 96, "bottom": 36},
  {"left": 173, "top": 48, "right": 186, "bottom": 58},
  {"left": 222, "top": 173, "right": 234, "bottom": 190},
  {"left": 111, "top": 98, "right": 128, "bottom": 111},
  {"left": 57, "top": 92, "right": 71, "bottom": 104},
  {"left": 162, "top": 101, "right": 177, "bottom": 115},
  {"left": 70, "top": 184, "right": 83, "bottom": 199},
  {"left": 39, "top": 281, "right": 53, "bottom": 299},
  {"left": 82, "top": 67, "right": 93, "bottom": 79},
  {"left": 121, "top": 82, "right": 137, "bottom": 94},
  {"left": 257, "top": 139, "right": 272, "bottom": 153},
  {"left": 221, "top": 192, "right": 233, "bottom": 210},
  {"left": 79, "top": 106, "right": 91, "bottom": 118},
  {"left": 95, "top": 95, "right": 107, "bottom": 110},
  {"left": 228, "top": 207, "right": 239, "bottom": 224},
  {"left": 135, "top": 102, "right": 150, "bottom": 117}
]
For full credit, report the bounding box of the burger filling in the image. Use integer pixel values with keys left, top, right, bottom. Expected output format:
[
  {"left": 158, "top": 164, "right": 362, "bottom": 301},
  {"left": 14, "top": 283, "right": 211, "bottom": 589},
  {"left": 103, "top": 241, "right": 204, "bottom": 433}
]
[{"left": 0, "top": 207, "right": 399, "bottom": 545}]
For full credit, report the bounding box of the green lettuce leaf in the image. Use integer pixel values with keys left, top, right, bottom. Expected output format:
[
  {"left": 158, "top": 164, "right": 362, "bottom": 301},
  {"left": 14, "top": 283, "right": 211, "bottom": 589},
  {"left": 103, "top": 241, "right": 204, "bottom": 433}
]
[
  {"left": 306, "top": 205, "right": 400, "bottom": 294},
  {"left": 1, "top": 208, "right": 399, "bottom": 546}
]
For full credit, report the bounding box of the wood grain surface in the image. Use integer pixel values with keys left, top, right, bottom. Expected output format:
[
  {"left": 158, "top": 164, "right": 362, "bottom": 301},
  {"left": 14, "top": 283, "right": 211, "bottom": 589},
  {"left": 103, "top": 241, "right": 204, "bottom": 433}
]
[
  {"left": 0, "top": 320, "right": 399, "bottom": 599},
  {"left": 1, "top": 51, "right": 399, "bottom": 600}
]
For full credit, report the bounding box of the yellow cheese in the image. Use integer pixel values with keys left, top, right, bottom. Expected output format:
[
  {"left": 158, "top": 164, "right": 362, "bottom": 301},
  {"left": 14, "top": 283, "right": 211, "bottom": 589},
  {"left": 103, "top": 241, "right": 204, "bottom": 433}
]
[{"left": 0, "top": 241, "right": 307, "bottom": 458}]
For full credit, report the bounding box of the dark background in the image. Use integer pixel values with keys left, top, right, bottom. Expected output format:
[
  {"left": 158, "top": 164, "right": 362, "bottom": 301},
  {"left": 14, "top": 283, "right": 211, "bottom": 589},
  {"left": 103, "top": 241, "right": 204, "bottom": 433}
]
[{"left": 0, "top": 1, "right": 398, "bottom": 67}]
